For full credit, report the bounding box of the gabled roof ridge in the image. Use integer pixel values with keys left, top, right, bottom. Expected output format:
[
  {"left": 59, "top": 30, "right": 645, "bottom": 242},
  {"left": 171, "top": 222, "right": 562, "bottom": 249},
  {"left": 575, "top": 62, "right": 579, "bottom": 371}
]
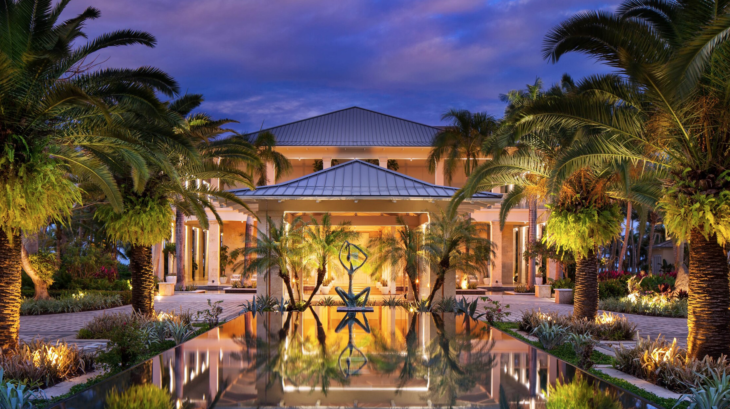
[{"left": 246, "top": 106, "right": 441, "bottom": 137}]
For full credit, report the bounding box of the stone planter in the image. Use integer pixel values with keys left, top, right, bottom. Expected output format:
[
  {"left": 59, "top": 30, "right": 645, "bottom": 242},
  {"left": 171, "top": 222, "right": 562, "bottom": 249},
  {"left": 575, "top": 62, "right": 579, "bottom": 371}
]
[
  {"left": 320, "top": 285, "right": 332, "bottom": 295},
  {"left": 220, "top": 276, "right": 229, "bottom": 284},
  {"left": 554, "top": 289, "right": 574, "bottom": 304},
  {"left": 165, "top": 275, "right": 177, "bottom": 284},
  {"left": 535, "top": 277, "right": 543, "bottom": 286},
  {"left": 535, "top": 284, "right": 552, "bottom": 298},
  {"left": 158, "top": 282, "right": 175, "bottom": 296},
  {"left": 381, "top": 286, "right": 391, "bottom": 295}
]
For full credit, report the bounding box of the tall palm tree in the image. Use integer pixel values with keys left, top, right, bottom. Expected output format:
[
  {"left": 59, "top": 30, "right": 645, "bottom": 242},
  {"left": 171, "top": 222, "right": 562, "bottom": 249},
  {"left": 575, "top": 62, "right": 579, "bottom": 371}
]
[
  {"left": 233, "top": 216, "right": 307, "bottom": 304},
  {"left": 368, "top": 218, "right": 425, "bottom": 299},
  {"left": 169, "top": 95, "right": 260, "bottom": 289},
  {"left": 427, "top": 109, "right": 499, "bottom": 185},
  {"left": 529, "top": 0, "right": 730, "bottom": 358},
  {"left": 423, "top": 210, "right": 494, "bottom": 306},
  {"left": 95, "top": 98, "right": 253, "bottom": 315},
  {"left": 240, "top": 130, "right": 292, "bottom": 186},
  {"left": 0, "top": 0, "right": 179, "bottom": 350},
  {"left": 302, "top": 213, "right": 356, "bottom": 307}
]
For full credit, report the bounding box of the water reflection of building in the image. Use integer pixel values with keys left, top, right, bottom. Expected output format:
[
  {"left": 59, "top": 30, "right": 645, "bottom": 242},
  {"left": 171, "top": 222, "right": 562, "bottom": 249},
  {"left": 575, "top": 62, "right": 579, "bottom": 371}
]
[{"left": 147, "top": 308, "right": 584, "bottom": 408}]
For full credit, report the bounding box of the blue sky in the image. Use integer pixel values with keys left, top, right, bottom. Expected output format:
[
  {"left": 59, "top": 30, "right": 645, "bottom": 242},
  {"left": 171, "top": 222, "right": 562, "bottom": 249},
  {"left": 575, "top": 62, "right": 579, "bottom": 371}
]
[{"left": 65, "top": 0, "right": 618, "bottom": 132}]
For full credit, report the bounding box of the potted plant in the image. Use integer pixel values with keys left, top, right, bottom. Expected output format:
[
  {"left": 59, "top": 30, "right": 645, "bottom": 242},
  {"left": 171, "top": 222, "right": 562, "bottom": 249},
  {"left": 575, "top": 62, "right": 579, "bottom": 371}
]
[
  {"left": 380, "top": 279, "right": 391, "bottom": 295},
  {"left": 320, "top": 277, "right": 334, "bottom": 295}
]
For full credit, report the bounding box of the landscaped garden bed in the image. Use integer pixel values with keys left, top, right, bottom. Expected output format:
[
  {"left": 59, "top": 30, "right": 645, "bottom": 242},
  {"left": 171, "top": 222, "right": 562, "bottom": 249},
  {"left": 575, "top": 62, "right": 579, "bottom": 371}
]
[{"left": 20, "top": 291, "right": 131, "bottom": 316}]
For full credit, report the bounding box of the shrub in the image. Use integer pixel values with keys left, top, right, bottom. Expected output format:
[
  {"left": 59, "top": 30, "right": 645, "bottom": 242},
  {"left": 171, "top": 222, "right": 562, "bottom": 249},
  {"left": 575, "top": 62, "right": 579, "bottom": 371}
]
[
  {"left": 0, "top": 340, "right": 95, "bottom": 388},
  {"left": 58, "top": 241, "right": 118, "bottom": 280},
  {"left": 97, "top": 325, "right": 147, "bottom": 370},
  {"left": 598, "top": 279, "right": 628, "bottom": 299},
  {"left": 531, "top": 321, "right": 567, "bottom": 350},
  {"left": 380, "top": 296, "right": 403, "bottom": 308},
  {"left": 105, "top": 384, "right": 173, "bottom": 409},
  {"left": 317, "top": 296, "right": 339, "bottom": 307},
  {"left": 550, "top": 278, "right": 574, "bottom": 292},
  {"left": 433, "top": 296, "right": 457, "bottom": 313},
  {"left": 20, "top": 293, "right": 123, "bottom": 315},
  {"left": 0, "top": 369, "right": 40, "bottom": 409},
  {"left": 166, "top": 322, "right": 195, "bottom": 345},
  {"left": 77, "top": 310, "right": 192, "bottom": 339},
  {"left": 513, "top": 283, "right": 533, "bottom": 293},
  {"left": 679, "top": 369, "right": 730, "bottom": 409},
  {"left": 612, "top": 336, "right": 730, "bottom": 393},
  {"left": 28, "top": 251, "right": 56, "bottom": 286},
  {"left": 545, "top": 376, "right": 622, "bottom": 409},
  {"left": 518, "top": 310, "right": 635, "bottom": 341},
  {"left": 599, "top": 294, "right": 688, "bottom": 317},
  {"left": 481, "top": 297, "right": 510, "bottom": 323},
  {"left": 566, "top": 332, "right": 597, "bottom": 369},
  {"left": 195, "top": 299, "right": 224, "bottom": 328}
]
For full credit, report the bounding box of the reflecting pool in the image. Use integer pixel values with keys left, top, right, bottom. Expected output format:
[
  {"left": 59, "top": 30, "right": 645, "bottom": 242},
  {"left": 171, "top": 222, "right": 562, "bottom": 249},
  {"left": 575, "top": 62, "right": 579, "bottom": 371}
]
[{"left": 51, "top": 307, "right": 660, "bottom": 408}]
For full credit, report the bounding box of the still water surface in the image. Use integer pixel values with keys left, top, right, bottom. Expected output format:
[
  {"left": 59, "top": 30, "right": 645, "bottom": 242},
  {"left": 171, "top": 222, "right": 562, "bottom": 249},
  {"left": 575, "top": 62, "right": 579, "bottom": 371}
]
[{"left": 51, "top": 307, "right": 659, "bottom": 408}]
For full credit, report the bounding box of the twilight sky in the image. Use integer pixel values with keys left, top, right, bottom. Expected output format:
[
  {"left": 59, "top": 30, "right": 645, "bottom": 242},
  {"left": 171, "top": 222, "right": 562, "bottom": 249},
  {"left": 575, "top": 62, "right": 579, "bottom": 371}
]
[{"left": 64, "top": 0, "right": 618, "bottom": 132}]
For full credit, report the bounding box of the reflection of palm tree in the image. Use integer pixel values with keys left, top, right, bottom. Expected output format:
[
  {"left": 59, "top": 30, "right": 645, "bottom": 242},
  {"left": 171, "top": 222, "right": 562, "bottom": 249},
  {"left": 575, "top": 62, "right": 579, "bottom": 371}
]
[{"left": 367, "top": 312, "right": 427, "bottom": 390}]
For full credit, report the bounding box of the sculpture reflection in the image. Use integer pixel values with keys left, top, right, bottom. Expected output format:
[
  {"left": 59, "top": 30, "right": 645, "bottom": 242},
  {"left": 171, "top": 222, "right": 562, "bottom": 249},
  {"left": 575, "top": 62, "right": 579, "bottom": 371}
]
[{"left": 334, "top": 311, "right": 371, "bottom": 378}]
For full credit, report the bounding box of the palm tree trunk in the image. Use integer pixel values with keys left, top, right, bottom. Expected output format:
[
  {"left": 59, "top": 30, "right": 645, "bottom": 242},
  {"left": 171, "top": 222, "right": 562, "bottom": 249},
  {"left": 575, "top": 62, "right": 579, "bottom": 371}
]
[
  {"left": 281, "top": 272, "right": 296, "bottom": 304},
  {"left": 0, "top": 232, "right": 22, "bottom": 351},
  {"left": 130, "top": 244, "right": 155, "bottom": 316},
  {"left": 408, "top": 275, "right": 419, "bottom": 301},
  {"left": 527, "top": 198, "right": 537, "bottom": 286},
  {"left": 618, "top": 201, "right": 632, "bottom": 271},
  {"left": 426, "top": 270, "right": 445, "bottom": 306},
  {"left": 646, "top": 212, "right": 658, "bottom": 273},
  {"left": 687, "top": 228, "right": 730, "bottom": 359},
  {"left": 20, "top": 243, "right": 51, "bottom": 300},
  {"left": 573, "top": 248, "right": 599, "bottom": 321},
  {"left": 304, "top": 267, "right": 325, "bottom": 307},
  {"left": 175, "top": 209, "right": 186, "bottom": 289}
]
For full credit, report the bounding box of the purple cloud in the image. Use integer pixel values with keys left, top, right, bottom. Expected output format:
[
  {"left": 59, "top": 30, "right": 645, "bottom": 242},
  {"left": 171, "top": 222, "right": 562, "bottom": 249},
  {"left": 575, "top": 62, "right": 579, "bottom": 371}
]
[{"left": 63, "top": 0, "right": 619, "bottom": 131}]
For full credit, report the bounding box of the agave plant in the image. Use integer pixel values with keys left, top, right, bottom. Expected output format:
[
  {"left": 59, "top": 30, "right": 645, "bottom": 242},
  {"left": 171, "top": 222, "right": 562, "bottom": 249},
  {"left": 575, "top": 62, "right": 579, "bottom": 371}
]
[
  {"left": 0, "top": 369, "right": 43, "bottom": 409},
  {"left": 166, "top": 321, "right": 195, "bottom": 345},
  {"left": 531, "top": 321, "right": 567, "bottom": 350}
]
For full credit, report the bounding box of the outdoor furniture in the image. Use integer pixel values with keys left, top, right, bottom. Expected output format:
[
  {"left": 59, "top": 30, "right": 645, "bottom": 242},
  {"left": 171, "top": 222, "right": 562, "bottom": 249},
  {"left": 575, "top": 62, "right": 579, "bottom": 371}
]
[
  {"left": 230, "top": 274, "right": 241, "bottom": 284},
  {"left": 158, "top": 282, "right": 175, "bottom": 296},
  {"left": 535, "top": 285, "right": 552, "bottom": 298},
  {"left": 554, "top": 289, "right": 573, "bottom": 304}
]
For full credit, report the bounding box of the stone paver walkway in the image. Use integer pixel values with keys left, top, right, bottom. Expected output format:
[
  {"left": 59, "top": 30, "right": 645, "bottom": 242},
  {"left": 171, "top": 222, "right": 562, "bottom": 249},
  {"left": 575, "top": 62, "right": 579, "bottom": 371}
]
[
  {"left": 20, "top": 292, "right": 254, "bottom": 348},
  {"left": 472, "top": 293, "right": 690, "bottom": 346}
]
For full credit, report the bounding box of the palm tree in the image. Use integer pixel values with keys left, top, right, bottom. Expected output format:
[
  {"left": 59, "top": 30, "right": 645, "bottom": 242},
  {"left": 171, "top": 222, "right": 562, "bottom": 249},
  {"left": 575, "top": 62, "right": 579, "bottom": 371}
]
[
  {"left": 423, "top": 210, "right": 494, "bottom": 306},
  {"left": 233, "top": 216, "right": 307, "bottom": 304},
  {"left": 543, "top": 169, "right": 624, "bottom": 320},
  {"left": 95, "top": 98, "right": 253, "bottom": 315},
  {"left": 0, "top": 0, "right": 179, "bottom": 350},
  {"left": 427, "top": 109, "right": 498, "bottom": 185},
  {"left": 530, "top": 0, "right": 730, "bottom": 358},
  {"left": 240, "top": 130, "right": 292, "bottom": 186},
  {"left": 368, "top": 218, "right": 425, "bottom": 299},
  {"left": 169, "top": 95, "right": 260, "bottom": 289},
  {"left": 302, "top": 213, "right": 356, "bottom": 307}
]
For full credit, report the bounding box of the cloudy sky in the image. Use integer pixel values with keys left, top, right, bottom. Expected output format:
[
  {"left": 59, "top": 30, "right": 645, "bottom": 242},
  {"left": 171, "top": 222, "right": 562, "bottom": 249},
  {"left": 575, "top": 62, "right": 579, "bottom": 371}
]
[{"left": 64, "top": 0, "right": 618, "bottom": 132}]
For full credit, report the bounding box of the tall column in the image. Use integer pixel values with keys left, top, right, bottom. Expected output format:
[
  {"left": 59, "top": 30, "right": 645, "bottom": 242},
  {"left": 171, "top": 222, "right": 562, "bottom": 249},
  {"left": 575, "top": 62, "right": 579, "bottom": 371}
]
[
  {"left": 378, "top": 157, "right": 388, "bottom": 168},
  {"left": 489, "top": 221, "right": 503, "bottom": 287},
  {"left": 207, "top": 222, "right": 221, "bottom": 286},
  {"left": 434, "top": 158, "right": 445, "bottom": 185},
  {"left": 265, "top": 160, "right": 276, "bottom": 186},
  {"left": 322, "top": 156, "right": 332, "bottom": 169},
  {"left": 185, "top": 225, "right": 192, "bottom": 282}
]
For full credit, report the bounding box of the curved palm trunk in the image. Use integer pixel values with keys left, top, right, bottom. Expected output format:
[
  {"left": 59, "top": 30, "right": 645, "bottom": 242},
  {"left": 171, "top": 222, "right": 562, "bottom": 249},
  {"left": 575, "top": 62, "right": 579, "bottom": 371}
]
[
  {"left": 427, "top": 263, "right": 448, "bottom": 306},
  {"left": 527, "top": 198, "right": 537, "bottom": 286},
  {"left": 0, "top": 232, "right": 22, "bottom": 351},
  {"left": 573, "top": 249, "right": 599, "bottom": 320},
  {"left": 20, "top": 244, "right": 51, "bottom": 300},
  {"left": 281, "top": 272, "right": 296, "bottom": 304},
  {"left": 408, "top": 274, "right": 419, "bottom": 302},
  {"left": 175, "top": 209, "right": 187, "bottom": 289},
  {"left": 304, "top": 266, "right": 326, "bottom": 307},
  {"left": 618, "top": 202, "right": 632, "bottom": 271},
  {"left": 130, "top": 244, "right": 155, "bottom": 316},
  {"left": 687, "top": 229, "right": 730, "bottom": 359}
]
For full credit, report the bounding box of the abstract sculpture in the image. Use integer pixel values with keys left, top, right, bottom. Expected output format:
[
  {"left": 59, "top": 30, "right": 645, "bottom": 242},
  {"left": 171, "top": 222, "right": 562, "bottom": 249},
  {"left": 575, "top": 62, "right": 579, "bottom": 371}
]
[{"left": 335, "top": 241, "right": 373, "bottom": 312}]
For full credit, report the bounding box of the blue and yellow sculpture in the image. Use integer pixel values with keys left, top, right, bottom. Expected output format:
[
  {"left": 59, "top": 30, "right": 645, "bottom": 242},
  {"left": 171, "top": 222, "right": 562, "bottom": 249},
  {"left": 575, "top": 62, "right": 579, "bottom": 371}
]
[{"left": 335, "top": 241, "right": 373, "bottom": 312}]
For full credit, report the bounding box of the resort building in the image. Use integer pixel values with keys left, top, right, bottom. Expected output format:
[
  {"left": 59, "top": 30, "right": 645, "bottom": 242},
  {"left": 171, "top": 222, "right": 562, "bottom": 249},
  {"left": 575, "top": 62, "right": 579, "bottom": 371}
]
[{"left": 152, "top": 107, "right": 558, "bottom": 300}]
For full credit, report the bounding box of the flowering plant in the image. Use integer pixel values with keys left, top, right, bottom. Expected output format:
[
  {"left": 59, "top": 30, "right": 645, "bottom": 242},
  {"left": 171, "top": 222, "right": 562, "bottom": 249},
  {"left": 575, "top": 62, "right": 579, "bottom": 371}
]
[{"left": 480, "top": 297, "right": 510, "bottom": 323}]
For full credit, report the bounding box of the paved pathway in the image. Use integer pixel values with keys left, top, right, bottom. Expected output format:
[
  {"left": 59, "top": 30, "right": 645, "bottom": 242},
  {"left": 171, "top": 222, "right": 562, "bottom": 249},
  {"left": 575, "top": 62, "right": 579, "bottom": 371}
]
[
  {"left": 20, "top": 292, "right": 255, "bottom": 349},
  {"left": 20, "top": 291, "right": 690, "bottom": 348}
]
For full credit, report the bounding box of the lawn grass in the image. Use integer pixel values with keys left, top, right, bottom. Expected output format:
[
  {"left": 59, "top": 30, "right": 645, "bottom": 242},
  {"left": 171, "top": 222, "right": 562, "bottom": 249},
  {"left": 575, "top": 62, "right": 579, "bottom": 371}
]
[{"left": 491, "top": 321, "right": 684, "bottom": 409}]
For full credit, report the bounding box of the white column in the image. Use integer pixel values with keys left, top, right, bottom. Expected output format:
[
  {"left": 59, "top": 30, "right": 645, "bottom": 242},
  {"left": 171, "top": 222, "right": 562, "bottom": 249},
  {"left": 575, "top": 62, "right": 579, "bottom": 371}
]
[
  {"left": 434, "top": 158, "right": 445, "bottom": 185},
  {"left": 207, "top": 222, "right": 221, "bottom": 286},
  {"left": 152, "top": 243, "right": 164, "bottom": 280},
  {"left": 378, "top": 157, "right": 388, "bottom": 168},
  {"left": 265, "top": 161, "right": 275, "bottom": 185},
  {"left": 322, "top": 156, "right": 332, "bottom": 169}
]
